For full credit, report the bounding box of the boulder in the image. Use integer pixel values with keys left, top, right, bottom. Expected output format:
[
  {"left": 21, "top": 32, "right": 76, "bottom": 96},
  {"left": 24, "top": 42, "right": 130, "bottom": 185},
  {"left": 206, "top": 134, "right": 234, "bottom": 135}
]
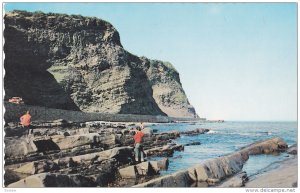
[
  {"left": 287, "top": 144, "right": 297, "bottom": 155},
  {"left": 157, "top": 158, "right": 169, "bottom": 170},
  {"left": 119, "top": 135, "right": 134, "bottom": 146},
  {"left": 95, "top": 158, "right": 118, "bottom": 186},
  {"left": 239, "top": 137, "right": 288, "bottom": 155},
  {"left": 193, "top": 153, "right": 246, "bottom": 182},
  {"left": 149, "top": 161, "right": 160, "bottom": 173},
  {"left": 101, "top": 146, "right": 134, "bottom": 163},
  {"left": 119, "top": 161, "right": 158, "bottom": 179},
  {"left": 7, "top": 173, "right": 96, "bottom": 187},
  {"left": 205, "top": 159, "right": 226, "bottom": 180},
  {"left": 136, "top": 161, "right": 157, "bottom": 176},
  {"left": 52, "top": 133, "right": 100, "bottom": 150},
  {"left": 173, "top": 170, "right": 193, "bottom": 187},
  {"left": 150, "top": 158, "right": 169, "bottom": 173},
  {"left": 119, "top": 166, "right": 137, "bottom": 179},
  {"left": 99, "top": 134, "right": 116, "bottom": 148},
  {"left": 187, "top": 167, "right": 197, "bottom": 181},
  {"left": 4, "top": 169, "right": 22, "bottom": 187},
  {"left": 5, "top": 137, "right": 38, "bottom": 158},
  {"left": 55, "top": 146, "right": 133, "bottom": 166},
  {"left": 144, "top": 147, "right": 174, "bottom": 157}
]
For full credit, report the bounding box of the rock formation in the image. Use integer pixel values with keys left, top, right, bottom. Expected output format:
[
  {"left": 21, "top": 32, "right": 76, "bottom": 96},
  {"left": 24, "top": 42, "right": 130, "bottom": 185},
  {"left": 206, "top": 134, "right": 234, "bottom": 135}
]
[
  {"left": 134, "top": 137, "right": 289, "bottom": 187},
  {"left": 4, "top": 10, "right": 197, "bottom": 118},
  {"left": 287, "top": 144, "right": 297, "bottom": 155},
  {"left": 7, "top": 173, "right": 96, "bottom": 187},
  {"left": 134, "top": 152, "right": 249, "bottom": 187},
  {"left": 4, "top": 120, "right": 210, "bottom": 187},
  {"left": 239, "top": 137, "right": 288, "bottom": 155},
  {"left": 4, "top": 116, "right": 291, "bottom": 187}
]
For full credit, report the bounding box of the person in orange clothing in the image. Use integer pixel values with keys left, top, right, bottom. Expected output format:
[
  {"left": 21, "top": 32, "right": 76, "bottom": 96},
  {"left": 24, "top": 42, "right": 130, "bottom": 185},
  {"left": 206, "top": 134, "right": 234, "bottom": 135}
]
[
  {"left": 134, "top": 126, "right": 145, "bottom": 163},
  {"left": 20, "top": 110, "right": 32, "bottom": 142}
]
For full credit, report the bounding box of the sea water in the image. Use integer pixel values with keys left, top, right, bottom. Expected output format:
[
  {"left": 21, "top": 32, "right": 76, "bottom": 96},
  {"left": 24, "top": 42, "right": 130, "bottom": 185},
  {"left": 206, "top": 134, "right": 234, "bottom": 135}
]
[{"left": 148, "top": 121, "right": 297, "bottom": 176}]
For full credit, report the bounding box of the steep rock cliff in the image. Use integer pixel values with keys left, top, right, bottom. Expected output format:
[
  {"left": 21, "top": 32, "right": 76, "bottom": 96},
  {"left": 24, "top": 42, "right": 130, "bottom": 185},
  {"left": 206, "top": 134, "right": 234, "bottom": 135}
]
[{"left": 4, "top": 10, "right": 197, "bottom": 118}]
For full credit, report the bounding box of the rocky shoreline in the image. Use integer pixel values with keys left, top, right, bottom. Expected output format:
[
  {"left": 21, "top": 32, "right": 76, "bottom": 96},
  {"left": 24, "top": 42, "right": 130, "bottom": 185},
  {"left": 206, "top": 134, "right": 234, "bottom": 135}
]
[
  {"left": 4, "top": 118, "right": 296, "bottom": 188},
  {"left": 4, "top": 119, "right": 210, "bottom": 187},
  {"left": 134, "top": 137, "right": 289, "bottom": 187}
]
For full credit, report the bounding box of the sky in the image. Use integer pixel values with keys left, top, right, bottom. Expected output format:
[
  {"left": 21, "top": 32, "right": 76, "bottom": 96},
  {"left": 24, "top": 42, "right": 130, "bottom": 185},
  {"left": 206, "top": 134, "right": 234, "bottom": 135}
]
[{"left": 4, "top": 3, "right": 297, "bottom": 121}]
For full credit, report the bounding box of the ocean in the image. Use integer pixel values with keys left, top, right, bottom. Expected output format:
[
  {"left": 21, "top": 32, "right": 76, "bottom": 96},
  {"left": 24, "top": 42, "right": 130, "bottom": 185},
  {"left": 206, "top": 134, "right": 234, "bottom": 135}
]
[{"left": 148, "top": 121, "right": 297, "bottom": 176}]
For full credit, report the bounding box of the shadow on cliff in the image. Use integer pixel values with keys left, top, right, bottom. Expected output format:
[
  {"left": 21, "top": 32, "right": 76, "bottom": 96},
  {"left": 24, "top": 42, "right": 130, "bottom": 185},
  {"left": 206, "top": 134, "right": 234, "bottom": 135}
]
[
  {"left": 4, "top": 69, "right": 80, "bottom": 111},
  {"left": 119, "top": 55, "right": 167, "bottom": 116},
  {"left": 4, "top": 25, "right": 80, "bottom": 111}
]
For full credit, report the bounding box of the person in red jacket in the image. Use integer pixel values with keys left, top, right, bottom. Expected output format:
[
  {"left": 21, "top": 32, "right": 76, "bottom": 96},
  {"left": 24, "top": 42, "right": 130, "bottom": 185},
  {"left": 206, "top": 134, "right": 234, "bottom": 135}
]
[
  {"left": 134, "top": 127, "right": 145, "bottom": 162},
  {"left": 20, "top": 110, "right": 32, "bottom": 142}
]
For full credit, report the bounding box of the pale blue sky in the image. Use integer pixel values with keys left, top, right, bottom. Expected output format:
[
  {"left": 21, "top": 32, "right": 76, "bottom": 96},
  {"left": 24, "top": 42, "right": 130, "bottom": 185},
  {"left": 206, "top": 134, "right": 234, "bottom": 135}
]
[{"left": 4, "top": 3, "right": 297, "bottom": 121}]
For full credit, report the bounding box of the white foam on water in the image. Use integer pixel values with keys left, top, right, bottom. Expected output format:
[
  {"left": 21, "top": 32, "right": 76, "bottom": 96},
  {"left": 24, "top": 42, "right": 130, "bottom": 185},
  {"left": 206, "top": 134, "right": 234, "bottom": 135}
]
[{"left": 206, "top": 130, "right": 217, "bottom": 134}]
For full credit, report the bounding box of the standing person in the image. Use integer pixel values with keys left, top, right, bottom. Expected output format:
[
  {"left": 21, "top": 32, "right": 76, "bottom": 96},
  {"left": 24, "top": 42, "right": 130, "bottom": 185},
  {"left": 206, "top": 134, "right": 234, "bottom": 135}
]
[
  {"left": 140, "top": 122, "right": 144, "bottom": 130},
  {"left": 20, "top": 111, "right": 32, "bottom": 142},
  {"left": 134, "top": 127, "right": 145, "bottom": 163}
]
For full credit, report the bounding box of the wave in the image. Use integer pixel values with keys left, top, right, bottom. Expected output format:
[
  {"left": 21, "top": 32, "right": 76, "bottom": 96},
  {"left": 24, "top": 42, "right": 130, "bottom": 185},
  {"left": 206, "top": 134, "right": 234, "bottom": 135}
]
[{"left": 207, "top": 130, "right": 218, "bottom": 134}]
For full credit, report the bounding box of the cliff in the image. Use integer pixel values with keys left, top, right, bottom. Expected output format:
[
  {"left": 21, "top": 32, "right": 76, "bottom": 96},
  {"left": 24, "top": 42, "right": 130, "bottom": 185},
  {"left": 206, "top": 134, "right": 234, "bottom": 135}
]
[{"left": 4, "top": 10, "right": 197, "bottom": 118}]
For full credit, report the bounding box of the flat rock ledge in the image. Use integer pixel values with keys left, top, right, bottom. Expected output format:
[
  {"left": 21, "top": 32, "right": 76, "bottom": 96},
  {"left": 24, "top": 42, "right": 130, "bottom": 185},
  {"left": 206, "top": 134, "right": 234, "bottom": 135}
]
[
  {"left": 133, "top": 152, "right": 248, "bottom": 187},
  {"left": 134, "top": 137, "right": 288, "bottom": 187},
  {"left": 7, "top": 173, "right": 96, "bottom": 187}
]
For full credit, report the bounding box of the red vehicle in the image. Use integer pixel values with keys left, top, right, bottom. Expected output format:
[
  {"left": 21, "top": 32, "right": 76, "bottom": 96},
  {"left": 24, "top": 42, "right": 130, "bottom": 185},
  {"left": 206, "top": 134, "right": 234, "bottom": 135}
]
[{"left": 8, "top": 97, "right": 24, "bottom": 104}]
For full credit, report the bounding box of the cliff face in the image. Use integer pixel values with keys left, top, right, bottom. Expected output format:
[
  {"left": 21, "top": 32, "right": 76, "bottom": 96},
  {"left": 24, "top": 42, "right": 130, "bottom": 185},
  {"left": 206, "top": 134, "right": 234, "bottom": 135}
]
[{"left": 4, "top": 10, "right": 198, "bottom": 118}]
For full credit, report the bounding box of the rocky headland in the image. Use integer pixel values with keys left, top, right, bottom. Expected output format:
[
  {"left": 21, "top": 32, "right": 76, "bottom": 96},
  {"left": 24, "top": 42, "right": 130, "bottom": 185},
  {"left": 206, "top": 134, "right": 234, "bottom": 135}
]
[{"left": 4, "top": 10, "right": 197, "bottom": 118}]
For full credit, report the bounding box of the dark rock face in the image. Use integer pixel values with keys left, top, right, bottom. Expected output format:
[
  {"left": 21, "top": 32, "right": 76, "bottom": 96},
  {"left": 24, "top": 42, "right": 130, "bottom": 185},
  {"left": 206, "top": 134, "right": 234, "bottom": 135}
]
[
  {"left": 4, "top": 169, "right": 22, "bottom": 186},
  {"left": 4, "top": 10, "right": 197, "bottom": 118}
]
